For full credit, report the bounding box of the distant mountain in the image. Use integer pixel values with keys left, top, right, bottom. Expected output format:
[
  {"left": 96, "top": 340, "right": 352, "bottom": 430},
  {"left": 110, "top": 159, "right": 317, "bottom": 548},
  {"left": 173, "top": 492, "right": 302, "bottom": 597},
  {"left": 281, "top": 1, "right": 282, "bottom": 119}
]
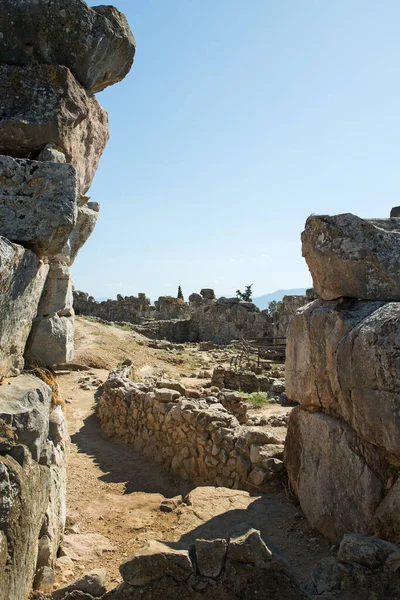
[{"left": 252, "top": 288, "right": 308, "bottom": 310}]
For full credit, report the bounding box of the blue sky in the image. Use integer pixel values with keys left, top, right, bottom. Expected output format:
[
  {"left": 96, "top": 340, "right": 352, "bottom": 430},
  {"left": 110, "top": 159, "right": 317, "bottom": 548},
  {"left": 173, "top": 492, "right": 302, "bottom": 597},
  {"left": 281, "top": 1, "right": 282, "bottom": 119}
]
[{"left": 73, "top": 0, "right": 400, "bottom": 302}]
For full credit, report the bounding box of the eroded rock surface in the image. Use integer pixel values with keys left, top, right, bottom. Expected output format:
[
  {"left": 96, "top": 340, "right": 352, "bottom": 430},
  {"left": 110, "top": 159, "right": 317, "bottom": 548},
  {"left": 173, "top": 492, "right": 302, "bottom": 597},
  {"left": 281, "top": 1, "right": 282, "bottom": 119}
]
[
  {"left": 0, "top": 0, "right": 136, "bottom": 93},
  {"left": 0, "top": 237, "right": 49, "bottom": 376},
  {"left": 302, "top": 213, "right": 400, "bottom": 300},
  {"left": 0, "top": 64, "right": 109, "bottom": 193},
  {"left": 0, "top": 156, "right": 78, "bottom": 257}
]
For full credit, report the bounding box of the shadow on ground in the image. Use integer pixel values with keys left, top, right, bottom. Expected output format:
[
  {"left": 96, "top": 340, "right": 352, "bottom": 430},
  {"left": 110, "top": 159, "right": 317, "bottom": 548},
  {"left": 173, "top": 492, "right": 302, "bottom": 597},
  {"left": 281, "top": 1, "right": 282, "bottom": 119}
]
[{"left": 71, "top": 412, "right": 193, "bottom": 497}]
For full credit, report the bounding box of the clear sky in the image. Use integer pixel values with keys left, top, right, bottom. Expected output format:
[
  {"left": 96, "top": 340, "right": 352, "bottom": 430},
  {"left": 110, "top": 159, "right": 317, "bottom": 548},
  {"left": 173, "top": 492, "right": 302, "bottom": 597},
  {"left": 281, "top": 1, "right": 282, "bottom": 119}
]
[{"left": 72, "top": 0, "right": 400, "bottom": 302}]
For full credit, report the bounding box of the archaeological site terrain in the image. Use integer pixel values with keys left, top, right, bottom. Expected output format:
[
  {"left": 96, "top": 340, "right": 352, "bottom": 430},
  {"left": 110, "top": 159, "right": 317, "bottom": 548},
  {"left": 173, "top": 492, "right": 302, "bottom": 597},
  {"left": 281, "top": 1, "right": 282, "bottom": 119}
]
[{"left": 0, "top": 2, "right": 400, "bottom": 600}]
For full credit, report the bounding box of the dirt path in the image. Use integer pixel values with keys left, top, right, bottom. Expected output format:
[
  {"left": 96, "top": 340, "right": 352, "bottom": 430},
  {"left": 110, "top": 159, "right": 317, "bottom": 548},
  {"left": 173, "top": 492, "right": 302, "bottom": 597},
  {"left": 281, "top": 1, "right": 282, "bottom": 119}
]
[
  {"left": 54, "top": 319, "right": 332, "bottom": 592},
  {"left": 58, "top": 368, "right": 192, "bottom": 588}
]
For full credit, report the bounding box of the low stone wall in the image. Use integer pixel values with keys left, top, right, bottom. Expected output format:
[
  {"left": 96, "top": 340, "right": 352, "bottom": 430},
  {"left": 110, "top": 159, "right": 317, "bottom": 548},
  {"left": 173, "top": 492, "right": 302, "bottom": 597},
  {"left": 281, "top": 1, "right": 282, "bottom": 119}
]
[
  {"left": 212, "top": 366, "right": 286, "bottom": 396},
  {"left": 96, "top": 369, "right": 286, "bottom": 491}
]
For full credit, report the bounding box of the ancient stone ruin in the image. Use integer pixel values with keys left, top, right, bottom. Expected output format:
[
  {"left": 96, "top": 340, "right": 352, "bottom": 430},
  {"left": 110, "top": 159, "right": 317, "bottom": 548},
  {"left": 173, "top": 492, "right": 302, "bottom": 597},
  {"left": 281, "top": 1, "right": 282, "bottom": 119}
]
[
  {"left": 1, "top": 1, "right": 399, "bottom": 599},
  {"left": 74, "top": 287, "right": 309, "bottom": 345},
  {"left": 285, "top": 213, "right": 400, "bottom": 543},
  {"left": 0, "top": 1, "right": 135, "bottom": 598}
]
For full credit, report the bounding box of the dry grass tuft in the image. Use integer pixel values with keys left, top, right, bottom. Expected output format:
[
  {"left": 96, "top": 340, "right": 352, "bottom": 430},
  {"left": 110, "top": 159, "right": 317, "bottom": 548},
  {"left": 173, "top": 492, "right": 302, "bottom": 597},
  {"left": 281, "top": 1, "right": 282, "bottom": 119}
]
[{"left": 30, "top": 367, "right": 65, "bottom": 409}]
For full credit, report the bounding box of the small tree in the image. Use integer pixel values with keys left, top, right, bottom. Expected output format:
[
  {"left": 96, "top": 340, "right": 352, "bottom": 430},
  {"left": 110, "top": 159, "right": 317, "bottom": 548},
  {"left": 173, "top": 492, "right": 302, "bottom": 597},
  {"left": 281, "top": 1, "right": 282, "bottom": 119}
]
[
  {"left": 236, "top": 284, "right": 253, "bottom": 302},
  {"left": 177, "top": 285, "right": 184, "bottom": 301},
  {"left": 268, "top": 300, "right": 282, "bottom": 315}
]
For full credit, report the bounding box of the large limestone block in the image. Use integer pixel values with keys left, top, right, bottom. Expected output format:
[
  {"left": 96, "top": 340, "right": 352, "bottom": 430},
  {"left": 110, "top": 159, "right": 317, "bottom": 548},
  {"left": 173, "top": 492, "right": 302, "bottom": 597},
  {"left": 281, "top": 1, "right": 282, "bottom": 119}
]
[
  {"left": 0, "top": 374, "right": 52, "bottom": 461},
  {"left": 25, "top": 314, "right": 74, "bottom": 367},
  {"left": 0, "top": 65, "right": 109, "bottom": 193},
  {"left": 36, "top": 262, "right": 73, "bottom": 319},
  {"left": 0, "top": 156, "right": 78, "bottom": 257},
  {"left": 56, "top": 203, "right": 100, "bottom": 266},
  {"left": 284, "top": 408, "right": 388, "bottom": 543},
  {"left": 302, "top": 214, "right": 400, "bottom": 300},
  {"left": 0, "top": 0, "right": 135, "bottom": 93},
  {"left": 0, "top": 236, "right": 49, "bottom": 377},
  {"left": 286, "top": 299, "right": 400, "bottom": 459},
  {"left": 0, "top": 453, "right": 51, "bottom": 600}
]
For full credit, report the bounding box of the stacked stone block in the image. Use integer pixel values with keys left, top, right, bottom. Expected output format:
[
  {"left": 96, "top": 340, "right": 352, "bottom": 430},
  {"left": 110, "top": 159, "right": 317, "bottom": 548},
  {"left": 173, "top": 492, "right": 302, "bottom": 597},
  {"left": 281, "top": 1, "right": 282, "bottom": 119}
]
[
  {"left": 97, "top": 368, "right": 286, "bottom": 491},
  {"left": 0, "top": 0, "right": 135, "bottom": 371},
  {"left": 284, "top": 212, "right": 400, "bottom": 543},
  {"left": 0, "top": 1, "right": 135, "bottom": 599}
]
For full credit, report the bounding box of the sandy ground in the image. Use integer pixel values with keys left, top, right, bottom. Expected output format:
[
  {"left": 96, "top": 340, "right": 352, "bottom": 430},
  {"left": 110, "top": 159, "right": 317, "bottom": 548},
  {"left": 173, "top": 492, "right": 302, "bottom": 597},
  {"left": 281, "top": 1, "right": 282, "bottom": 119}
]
[{"left": 54, "top": 318, "right": 332, "bottom": 592}]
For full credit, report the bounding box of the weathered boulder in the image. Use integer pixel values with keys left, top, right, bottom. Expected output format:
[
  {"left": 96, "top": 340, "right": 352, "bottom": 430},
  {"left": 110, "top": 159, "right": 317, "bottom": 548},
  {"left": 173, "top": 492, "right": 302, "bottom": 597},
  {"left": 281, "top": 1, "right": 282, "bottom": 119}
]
[
  {"left": 200, "top": 288, "right": 216, "bottom": 300},
  {"left": 0, "top": 374, "right": 52, "bottom": 461},
  {"left": 25, "top": 313, "right": 75, "bottom": 367},
  {"left": 0, "top": 236, "right": 49, "bottom": 376},
  {"left": 0, "top": 156, "right": 78, "bottom": 257},
  {"left": 57, "top": 203, "right": 100, "bottom": 266},
  {"left": 284, "top": 408, "right": 388, "bottom": 543},
  {"left": 0, "top": 453, "right": 51, "bottom": 600},
  {"left": 302, "top": 213, "right": 400, "bottom": 300},
  {"left": 0, "top": 65, "right": 109, "bottom": 193},
  {"left": 337, "top": 534, "right": 399, "bottom": 568},
  {"left": 52, "top": 568, "right": 107, "bottom": 599},
  {"left": 119, "top": 541, "right": 194, "bottom": 587},
  {"left": 227, "top": 523, "right": 273, "bottom": 567},
  {"left": 0, "top": 0, "right": 136, "bottom": 93},
  {"left": 286, "top": 299, "right": 400, "bottom": 459}
]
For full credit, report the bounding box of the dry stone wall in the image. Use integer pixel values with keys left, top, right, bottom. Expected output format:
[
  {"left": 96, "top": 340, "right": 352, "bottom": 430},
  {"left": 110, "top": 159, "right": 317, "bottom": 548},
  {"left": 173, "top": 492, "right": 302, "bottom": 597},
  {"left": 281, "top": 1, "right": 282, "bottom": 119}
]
[
  {"left": 97, "top": 368, "right": 286, "bottom": 491},
  {"left": 284, "top": 211, "right": 400, "bottom": 544}
]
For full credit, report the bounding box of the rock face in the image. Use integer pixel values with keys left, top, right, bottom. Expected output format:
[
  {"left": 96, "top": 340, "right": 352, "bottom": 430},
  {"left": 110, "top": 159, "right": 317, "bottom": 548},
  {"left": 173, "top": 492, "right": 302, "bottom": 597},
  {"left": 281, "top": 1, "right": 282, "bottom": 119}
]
[
  {"left": 0, "top": 374, "right": 52, "bottom": 461},
  {"left": 0, "top": 375, "right": 69, "bottom": 600},
  {"left": 0, "top": 65, "right": 109, "bottom": 193},
  {"left": 25, "top": 261, "right": 75, "bottom": 366},
  {"left": 285, "top": 211, "right": 400, "bottom": 544},
  {"left": 0, "top": 0, "right": 134, "bottom": 369},
  {"left": 286, "top": 299, "right": 400, "bottom": 458},
  {"left": 57, "top": 203, "right": 100, "bottom": 266},
  {"left": 284, "top": 408, "right": 388, "bottom": 542},
  {"left": 302, "top": 214, "right": 400, "bottom": 301},
  {"left": 0, "top": 0, "right": 134, "bottom": 597},
  {"left": 271, "top": 294, "right": 309, "bottom": 339},
  {"left": 0, "top": 156, "right": 78, "bottom": 257},
  {"left": 0, "top": 0, "right": 136, "bottom": 93},
  {"left": 0, "top": 237, "right": 49, "bottom": 377}
]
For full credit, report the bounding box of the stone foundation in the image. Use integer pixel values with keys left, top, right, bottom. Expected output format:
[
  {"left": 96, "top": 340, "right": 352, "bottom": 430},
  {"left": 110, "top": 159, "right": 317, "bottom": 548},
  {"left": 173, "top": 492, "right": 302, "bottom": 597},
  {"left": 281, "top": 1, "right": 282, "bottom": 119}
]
[{"left": 97, "top": 368, "right": 286, "bottom": 491}]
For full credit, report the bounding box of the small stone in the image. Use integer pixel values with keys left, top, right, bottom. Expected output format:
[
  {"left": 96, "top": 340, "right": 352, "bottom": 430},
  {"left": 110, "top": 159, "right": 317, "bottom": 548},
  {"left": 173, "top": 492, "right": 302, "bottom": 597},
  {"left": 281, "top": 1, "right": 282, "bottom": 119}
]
[{"left": 195, "top": 538, "right": 227, "bottom": 578}]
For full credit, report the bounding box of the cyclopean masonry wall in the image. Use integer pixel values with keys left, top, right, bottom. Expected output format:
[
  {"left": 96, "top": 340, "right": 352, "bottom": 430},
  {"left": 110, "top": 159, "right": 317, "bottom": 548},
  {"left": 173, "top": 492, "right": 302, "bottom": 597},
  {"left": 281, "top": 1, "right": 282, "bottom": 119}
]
[
  {"left": 73, "top": 291, "right": 153, "bottom": 323},
  {"left": 73, "top": 288, "right": 279, "bottom": 344},
  {"left": 284, "top": 212, "right": 400, "bottom": 544},
  {"left": 0, "top": 0, "right": 135, "bottom": 369},
  {"left": 97, "top": 367, "right": 286, "bottom": 491},
  {"left": 0, "top": 1, "right": 135, "bottom": 599}
]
